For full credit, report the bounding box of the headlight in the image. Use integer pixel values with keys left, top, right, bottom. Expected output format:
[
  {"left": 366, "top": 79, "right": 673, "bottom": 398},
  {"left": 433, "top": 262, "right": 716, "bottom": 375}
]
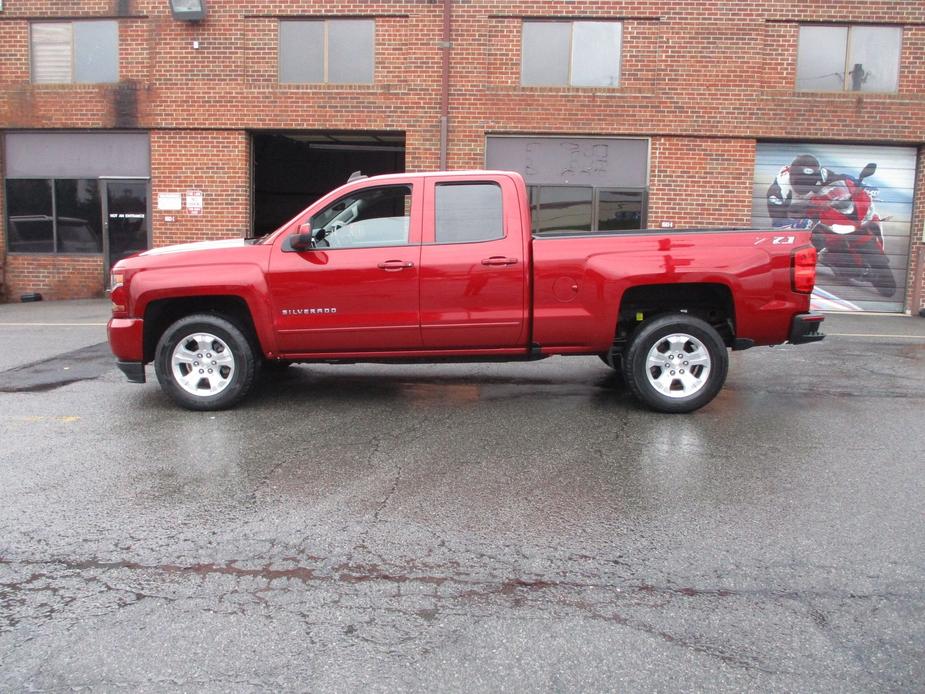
[{"left": 109, "top": 272, "right": 127, "bottom": 314}]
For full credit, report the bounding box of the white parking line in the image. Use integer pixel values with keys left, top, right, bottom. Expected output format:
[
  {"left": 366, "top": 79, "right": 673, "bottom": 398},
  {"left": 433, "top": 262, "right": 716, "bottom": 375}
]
[
  {"left": 828, "top": 333, "right": 925, "bottom": 339},
  {"left": 0, "top": 322, "right": 107, "bottom": 326}
]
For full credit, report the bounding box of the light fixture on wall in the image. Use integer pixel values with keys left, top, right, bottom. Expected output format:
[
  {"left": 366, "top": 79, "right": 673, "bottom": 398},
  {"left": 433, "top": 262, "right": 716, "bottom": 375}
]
[{"left": 169, "top": 0, "right": 207, "bottom": 21}]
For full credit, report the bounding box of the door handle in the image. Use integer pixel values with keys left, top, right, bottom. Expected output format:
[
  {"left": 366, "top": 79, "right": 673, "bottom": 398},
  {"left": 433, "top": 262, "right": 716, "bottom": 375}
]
[
  {"left": 377, "top": 260, "right": 415, "bottom": 271},
  {"left": 481, "top": 256, "right": 519, "bottom": 266}
]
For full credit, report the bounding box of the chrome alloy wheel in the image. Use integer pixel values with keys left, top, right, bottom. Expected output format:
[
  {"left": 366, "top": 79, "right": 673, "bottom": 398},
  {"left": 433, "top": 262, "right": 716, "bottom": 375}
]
[
  {"left": 170, "top": 332, "right": 236, "bottom": 396},
  {"left": 644, "top": 332, "right": 712, "bottom": 398}
]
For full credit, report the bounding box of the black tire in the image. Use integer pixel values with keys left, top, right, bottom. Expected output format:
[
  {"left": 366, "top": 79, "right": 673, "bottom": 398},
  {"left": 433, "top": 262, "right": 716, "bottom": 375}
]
[
  {"left": 598, "top": 351, "right": 626, "bottom": 384},
  {"left": 866, "top": 253, "right": 897, "bottom": 298},
  {"left": 154, "top": 313, "right": 259, "bottom": 411},
  {"left": 621, "top": 313, "right": 728, "bottom": 414}
]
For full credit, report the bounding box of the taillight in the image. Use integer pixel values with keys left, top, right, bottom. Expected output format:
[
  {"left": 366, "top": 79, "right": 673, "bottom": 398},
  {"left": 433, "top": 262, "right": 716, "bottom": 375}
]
[{"left": 791, "top": 245, "right": 817, "bottom": 294}]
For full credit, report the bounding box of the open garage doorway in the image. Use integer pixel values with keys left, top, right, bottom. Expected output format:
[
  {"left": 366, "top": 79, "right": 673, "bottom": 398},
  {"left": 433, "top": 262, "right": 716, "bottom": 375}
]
[{"left": 251, "top": 131, "right": 405, "bottom": 237}]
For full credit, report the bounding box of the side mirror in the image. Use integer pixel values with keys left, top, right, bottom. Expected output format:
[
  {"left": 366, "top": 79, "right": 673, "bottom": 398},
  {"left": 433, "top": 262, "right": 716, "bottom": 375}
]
[
  {"left": 860, "top": 162, "right": 877, "bottom": 179},
  {"left": 289, "top": 224, "right": 315, "bottom": 252}
]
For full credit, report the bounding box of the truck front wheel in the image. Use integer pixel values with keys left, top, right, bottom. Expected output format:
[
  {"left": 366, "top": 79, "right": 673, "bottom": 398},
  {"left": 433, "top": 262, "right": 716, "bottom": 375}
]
[
  {"left": 154, "top": 313, "right": 259, "bottom": 411},
  {"left": 622, "top": 313, "right": 728, "bottom": 413}
]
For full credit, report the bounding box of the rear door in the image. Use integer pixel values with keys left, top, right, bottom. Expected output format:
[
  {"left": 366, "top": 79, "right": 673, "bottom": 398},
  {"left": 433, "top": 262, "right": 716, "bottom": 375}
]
[{"left": 419, "top": 174, "right": 528, "bottom": 348}]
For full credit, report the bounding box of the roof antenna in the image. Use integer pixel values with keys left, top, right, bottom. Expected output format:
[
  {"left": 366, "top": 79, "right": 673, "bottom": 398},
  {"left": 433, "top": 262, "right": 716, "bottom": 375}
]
[{"left": 347, "top": 170, "right": 367, "bottom": 183}]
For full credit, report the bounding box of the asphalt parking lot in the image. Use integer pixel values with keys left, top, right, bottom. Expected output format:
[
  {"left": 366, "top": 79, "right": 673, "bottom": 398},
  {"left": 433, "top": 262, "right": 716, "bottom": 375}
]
[{"left": 1, "top": 300, "right": 924, "bottom": 692}]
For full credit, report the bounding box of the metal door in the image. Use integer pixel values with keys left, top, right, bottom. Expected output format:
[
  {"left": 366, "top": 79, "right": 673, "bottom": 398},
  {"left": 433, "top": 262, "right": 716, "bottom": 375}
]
[{"left": 102, "top": 179, "right": 150, "bottom": 276}]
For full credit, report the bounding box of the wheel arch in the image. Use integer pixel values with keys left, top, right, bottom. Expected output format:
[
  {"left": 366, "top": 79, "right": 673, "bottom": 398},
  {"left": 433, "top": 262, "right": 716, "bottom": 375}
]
[
  {"left": 612, "top": 282, "right": 736, "bottom": 355},
  {"left": 143, "top": 295, "right": 265, "bottom": 363}
]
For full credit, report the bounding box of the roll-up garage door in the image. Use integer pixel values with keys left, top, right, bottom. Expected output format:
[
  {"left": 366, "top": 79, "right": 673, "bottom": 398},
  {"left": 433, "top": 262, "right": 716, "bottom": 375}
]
[{"left": 752, "top": 142, "right": 916, "bottom": 313}]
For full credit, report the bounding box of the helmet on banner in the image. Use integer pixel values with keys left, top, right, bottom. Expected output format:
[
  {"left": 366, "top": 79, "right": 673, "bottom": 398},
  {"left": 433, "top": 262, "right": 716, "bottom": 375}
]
[{"left": 789, "top": 155, "right": 824, "bottom": 195}]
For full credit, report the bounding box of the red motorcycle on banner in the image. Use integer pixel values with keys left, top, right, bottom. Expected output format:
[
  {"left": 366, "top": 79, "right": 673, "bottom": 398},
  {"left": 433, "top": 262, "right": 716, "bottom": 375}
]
[{"left": 802, "top": 163, "right": 897, "bottom": 298}]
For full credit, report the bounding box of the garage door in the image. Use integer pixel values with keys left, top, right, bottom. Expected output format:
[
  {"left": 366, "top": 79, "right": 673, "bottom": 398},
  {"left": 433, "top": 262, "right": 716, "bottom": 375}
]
[{"left": 752, "top": 143, "right": 917, "bottom": 313}]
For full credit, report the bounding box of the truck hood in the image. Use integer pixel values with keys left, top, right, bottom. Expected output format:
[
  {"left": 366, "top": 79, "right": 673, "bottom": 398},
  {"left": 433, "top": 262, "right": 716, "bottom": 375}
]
[{"left": 140, "top": 238, "right": 252, "bottom": 256}]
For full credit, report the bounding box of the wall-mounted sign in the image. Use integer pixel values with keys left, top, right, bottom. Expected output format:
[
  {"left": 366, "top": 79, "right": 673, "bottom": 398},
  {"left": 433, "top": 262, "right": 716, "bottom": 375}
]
[
  {"left": 157, "top": 192, "right": 182, "bottom": 211},
  {"left": 486, "top": 136, "right": 649, "bottom": 187},
  {"left": 186, "top": 190, "right": 203, "bottom": 215}
]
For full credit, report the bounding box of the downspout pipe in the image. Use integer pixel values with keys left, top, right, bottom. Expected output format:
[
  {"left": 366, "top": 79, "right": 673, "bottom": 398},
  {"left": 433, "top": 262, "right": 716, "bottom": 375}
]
[{"left": 438, "top": 0, "right": 452, "bottom": 170}]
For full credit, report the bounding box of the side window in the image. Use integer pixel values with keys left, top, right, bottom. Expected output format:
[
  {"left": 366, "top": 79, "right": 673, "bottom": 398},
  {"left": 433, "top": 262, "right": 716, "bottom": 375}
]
[
  {"left": 5, "top": 178, "right": 103, "bottom": 254},
  {"left": 529, "top": 186, "right": 646, "bottom": 233},
  {"left": 31, "top": 21, "right": 119, "bottom": 84},
  {"left": 532, "top": 186, "right": 593, "bottom": 233},
  {"left": 521, "top": 21, "right": 622, "bottom": 87},
  {"left": 795, "top": 25, "right": 902, "bottom": 93},
  {"left": 435, "top": 183, "right": 503, "bottom": 244},
  {"left": 310, "top": 185, "right": 411, "bottom": 249},
  {"left": 279, "top": 19, "right": 375, "bottom": 84}
]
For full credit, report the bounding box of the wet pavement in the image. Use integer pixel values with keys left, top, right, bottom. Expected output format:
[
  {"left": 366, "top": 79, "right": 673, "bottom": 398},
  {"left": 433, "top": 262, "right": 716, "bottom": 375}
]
[{"left": 1, "top": 300, "right": 924, "bottom": 691}]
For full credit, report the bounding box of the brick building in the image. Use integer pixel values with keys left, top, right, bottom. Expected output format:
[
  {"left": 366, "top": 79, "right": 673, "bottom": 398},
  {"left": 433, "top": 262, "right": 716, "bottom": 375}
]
[{"left": 1, "top": 0, "right": 923, "bottom": 313}]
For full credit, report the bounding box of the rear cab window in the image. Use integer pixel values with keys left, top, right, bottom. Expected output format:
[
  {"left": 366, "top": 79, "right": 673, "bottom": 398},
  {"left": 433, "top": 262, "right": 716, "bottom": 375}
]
[{"left": 434, "top": 182, "right": 504, "bottom": 244}]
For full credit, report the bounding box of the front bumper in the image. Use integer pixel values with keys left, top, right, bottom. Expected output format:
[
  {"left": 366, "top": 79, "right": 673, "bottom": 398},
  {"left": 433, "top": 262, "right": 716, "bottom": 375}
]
[
  {"left": 789, "top": 313, "right": 826, "bottom": 344},
  {"left": 116, "top": 361, "right": 146, "bottom": 383},
  {"left": 107, "top": 317, "right": 144, "bottom": 362},
  {"left": 108, "top": 317, "right": 146, "bottom": 382}
]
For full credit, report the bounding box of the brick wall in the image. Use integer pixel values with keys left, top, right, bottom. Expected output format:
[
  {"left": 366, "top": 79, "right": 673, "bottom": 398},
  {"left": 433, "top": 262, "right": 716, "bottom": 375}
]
[
  {"left": 0, "top": 0, "right": 923, "bottom": 306},
  {"left": 3, "top": 255, "right": 105, "bottom": 301},
  {"left": 150, "top": 130, "right": 250, "bottom": 245},
  {"left": 647, "top": 138, "right": 755, "bottom": 228}
]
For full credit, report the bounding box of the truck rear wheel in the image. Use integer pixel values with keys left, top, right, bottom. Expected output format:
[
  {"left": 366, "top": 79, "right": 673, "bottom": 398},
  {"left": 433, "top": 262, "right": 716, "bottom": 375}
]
[
  {"left": 622, "top": 313, "right": 728, "bottom": 413},
  {"left": 154, "top": 313, "right": 259, "bottom": 411}
]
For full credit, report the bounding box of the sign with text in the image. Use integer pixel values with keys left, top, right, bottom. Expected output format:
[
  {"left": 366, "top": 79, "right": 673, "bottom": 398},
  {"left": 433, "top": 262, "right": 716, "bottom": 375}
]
[
  {"left": 486, "top": 136, "right": 648, "bottom": 187},
  {"left": 186, "top": 190, "right": 203, "bottom": 216},
  {"left": 157, "top": 192, "right": 182, "bottom": 211}
]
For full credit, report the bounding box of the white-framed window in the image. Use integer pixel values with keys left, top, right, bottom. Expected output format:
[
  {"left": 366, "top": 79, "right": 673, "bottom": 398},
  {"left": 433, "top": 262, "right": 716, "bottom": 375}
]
[
  {"left": 520, "top": 21, "right": 622, "bottom": 87},
  {"left": 279, "top": 19, "right": 375, "bottom": 84},
  {"left": 31, "top": 21, "right": 119, "bottom": 84},
  {"left": 796, "top": 25, "right": 902, "bottom": 92}
]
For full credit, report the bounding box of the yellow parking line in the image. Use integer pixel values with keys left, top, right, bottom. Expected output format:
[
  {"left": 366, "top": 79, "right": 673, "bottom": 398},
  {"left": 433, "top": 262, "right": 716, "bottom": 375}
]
[{"left": 9, "top": 416, "right": 81, "bottom": 423}]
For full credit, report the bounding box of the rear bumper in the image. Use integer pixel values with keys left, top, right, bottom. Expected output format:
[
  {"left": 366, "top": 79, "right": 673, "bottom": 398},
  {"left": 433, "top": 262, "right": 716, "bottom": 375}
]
[
  {"left": 116, "top": 361, "right": 146, "bottom": 383},
  {"left": 789, "top": 313, "right": 826, "bottom": 344}
]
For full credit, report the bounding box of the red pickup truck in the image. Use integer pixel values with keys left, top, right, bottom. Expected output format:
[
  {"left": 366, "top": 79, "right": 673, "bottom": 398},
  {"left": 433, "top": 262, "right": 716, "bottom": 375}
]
[{"left": 108, "top": 170, "right": 824, "bottom": 413}]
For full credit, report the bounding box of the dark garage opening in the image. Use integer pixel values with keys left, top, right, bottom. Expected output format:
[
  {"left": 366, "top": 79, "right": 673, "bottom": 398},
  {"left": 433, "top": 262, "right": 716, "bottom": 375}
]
[{"left": 251, "top": 131, "right": 405, "bottom": 237}]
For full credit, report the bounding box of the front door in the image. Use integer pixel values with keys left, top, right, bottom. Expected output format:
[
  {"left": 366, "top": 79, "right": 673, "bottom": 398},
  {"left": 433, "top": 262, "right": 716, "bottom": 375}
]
[
  {"left": 268, "top": 179, "right": 423, "bottom": 354},
  {"left": 102, "top": 179, "right": 149, "bottom": 275}
]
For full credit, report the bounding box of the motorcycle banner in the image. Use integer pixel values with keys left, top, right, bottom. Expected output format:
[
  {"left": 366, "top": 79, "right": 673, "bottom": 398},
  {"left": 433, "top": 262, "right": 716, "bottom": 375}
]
[{"left": 752, "top": 143, "right": 916, "bottom": 313}]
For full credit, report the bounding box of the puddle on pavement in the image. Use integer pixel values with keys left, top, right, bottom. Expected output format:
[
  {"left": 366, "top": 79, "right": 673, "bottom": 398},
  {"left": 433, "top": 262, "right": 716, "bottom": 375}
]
[{"left": 0, "top": 343, "right": 112, "bottom": 393}]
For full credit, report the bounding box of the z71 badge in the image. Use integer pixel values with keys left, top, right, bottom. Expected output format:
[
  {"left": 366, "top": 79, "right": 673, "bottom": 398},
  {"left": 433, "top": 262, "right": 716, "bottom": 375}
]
[
  {"left": 754, "top": 235, "right": 796, "bottom": 246},
  {"left": 281, "top": 308, "right": 337, "bottom": 316}
]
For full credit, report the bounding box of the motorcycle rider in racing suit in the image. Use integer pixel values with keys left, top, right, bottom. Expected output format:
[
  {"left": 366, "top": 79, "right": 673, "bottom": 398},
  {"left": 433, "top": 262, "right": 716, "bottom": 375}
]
[{"left": 766, "top": 154, "right": 847, "bottom": 228}]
